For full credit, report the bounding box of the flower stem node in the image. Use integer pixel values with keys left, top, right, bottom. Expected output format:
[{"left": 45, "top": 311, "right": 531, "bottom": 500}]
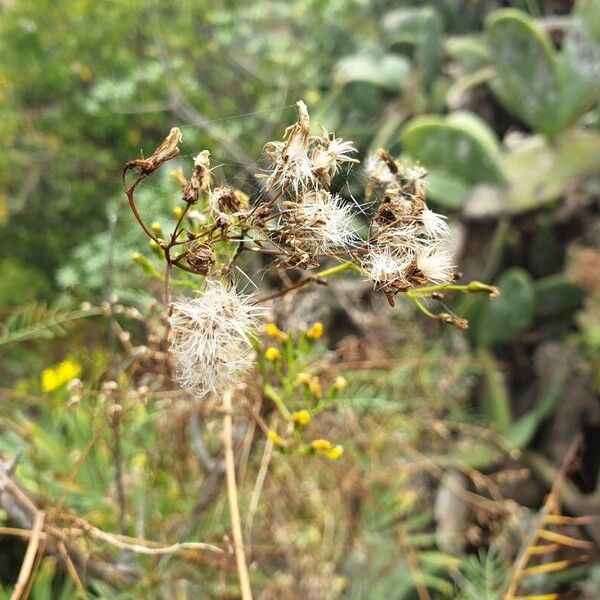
[
  {"left": 306, "top": 322, "right": 324, "bottom": 340},
  {"left": 292, "top": 410, "right": 311, "bottom": 427},
  {"left": 467, "top": 281, "right": 501, "bottom": 297},
  {"left": 265, "top": 347, "right": 281, "bottom": 362}
]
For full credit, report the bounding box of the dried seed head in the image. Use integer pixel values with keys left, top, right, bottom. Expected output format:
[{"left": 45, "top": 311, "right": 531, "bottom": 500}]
[
  {"left": 310, "top": 131, "right": 358, "bottom": 184},
  {"left": 185, "top": 243, "right": 215, "bottom": 275},
  {"left": 419, "top": 208, "right": 450, "bottom": 238},
  {"left": 363, "top": 246, "right": 413, "bottom": 294},
  {"left": 414, "top": 246, "right": 455, "bottom": 285},
  {"left": 169, "top": 282, "right": 264, "bottom": 397},
  {"left": 263, "top": 100, "right": 315, "bottom": 193},
  {"left": 282, "top": 190, "right": 357, "bottom": 255},
  {"left": 126, "top": 127, "right": 182, "bottom": 176},
  {"left": 209, "top": 186, "right": 249, "bottom": 223},
  {"left": 182, "top": 150, "right": 211, "bottom": 204}
]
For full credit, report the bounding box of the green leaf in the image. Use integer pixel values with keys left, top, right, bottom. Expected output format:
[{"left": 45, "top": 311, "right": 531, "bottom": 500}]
[
  {"left": 557, "top": 0, "right": 600, "bottom": 127},
  {"left": 425, "top": 170, "right": 470, "bottom": 209},
  {"left": 400, "top": 111, "right": 505, "bottom": 185},
  {"left": 486, "top": 9, "right": 562, "bottom": 137},
  {"left": 507, "top": 363, "right": 568, "bottom": 449},
  {"left": 335, "top": 52, "right": 411, "bottom": 91},
  {"left": 464, "top": 130, "right": 600, "bottom": 217},
  {"left": 382, "top": 7, "right": 444, "bottom": 89},
  {"left": 533, "top": 274, "right": 585, "bottom": 318},
  {"left": 470, "top": 268, "right": 535, "bottom": 347},
  {"left": 445, "top": 35, "right": 491, "bottom": 73}
]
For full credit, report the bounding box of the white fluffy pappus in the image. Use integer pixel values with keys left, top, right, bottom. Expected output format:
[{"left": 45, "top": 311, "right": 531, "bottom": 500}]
[
  {"left": 363, "top": 246, "right": 414, "bottom": 290},
  {"left": 169, "top": 282, "right": 265, "bottom": 397},
  {"left": 419, "top": 208, "right": 450, "bottom": 239},
  {"left": 415, "top": 246, "right": 455, "bottom": 284},
  {"left": 289, "top": 192, "right": 358, "bottom": 253},
  {"left": 310, "top": 135, "right": 358, "bottom": 180},
  {"left": 263, "top": 101, "right": 316, "bottom": 193},
  {"left": 364, "top": 154, "right": 397, "bottom": 186}
]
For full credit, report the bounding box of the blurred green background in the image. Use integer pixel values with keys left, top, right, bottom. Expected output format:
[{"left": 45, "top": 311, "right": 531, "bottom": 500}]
[{"left": 1, "top": 1, "right": 599, "bottom": 598}]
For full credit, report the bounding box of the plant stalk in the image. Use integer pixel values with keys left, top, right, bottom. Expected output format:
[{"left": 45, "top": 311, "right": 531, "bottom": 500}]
[{"left": 222, "top": 388, "right": 253, "bottom": 600}]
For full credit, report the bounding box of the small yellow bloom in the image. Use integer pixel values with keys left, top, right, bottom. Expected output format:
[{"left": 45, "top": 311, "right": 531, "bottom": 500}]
[
  {"left": 296, "top": 372, "right": 311, "bottom": 386},
  {"left": 266, "top": 323, "right": 288, "bottom": 342},
  {"left": 311, "top": 439, "right": 332, "bottom": 451},
  {"left": 292, "top": 410, "right": 311, "bottom": 427},
  {"left": 333, "top": 376, "right": 347, "bottom": 391},
  {"left": 267, "top": 430, "right": 286, "bottom": 447},
  {"left": 306, "top": 322, "right": 324, "bottom": 340},
  {"left": 265, "top": 347, "right": 281, "bottom": 362},
  {"left": 308, "top": 376, "right": 322, "bottom": 399},
  {"left": 41, "top": 360, "right": 82, "bottom": 393},
  {"left": 173, "top": 205, "right": 184, "bottom": 219},
  {"left": 326, "top": 445, "right": 344, "bottom": 460}
]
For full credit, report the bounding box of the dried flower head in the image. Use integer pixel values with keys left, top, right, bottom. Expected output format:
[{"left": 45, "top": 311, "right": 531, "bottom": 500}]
[
  {"left": 263, "top": 100, "right": 315, "bottom": 193},
  {"left": 209, "top": 185, "right": 249, "bottom": 224},
  {"left": 363, "top": 246, "right": 413, "bottom": 293},
  {"left": 282, "top": 190, "right": 357, "bottom": 255},
  {"left": 263, "top": 101, "right": 358, "bottom": 194},
  {"left": 182, "top": 150, "right": 211, "bottom": 204},
  {"left": 169, "top": 282, "right": 264, "bottom": 397},
  {"left": 310, "top": 130, "right": 358, "bottom": 184},
  {"left": 126, "top": 127, "right": 182, "bottom": 176},
  {"left": 414, "top": 246, "right": 455, "bottom": 285},
  {"left": 364, "top": 153, "right": 397, "bottom": 188}
]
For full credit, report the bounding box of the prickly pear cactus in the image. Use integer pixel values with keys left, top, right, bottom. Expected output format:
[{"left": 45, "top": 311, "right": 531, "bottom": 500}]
[
  {"left": 486, "top": 5, "right": 600, "bottom": 138},
  {"left": 486, "top": 10, "right": 562, "bottom": 138},
  {"left": 400, "top": 111, "right": 505, "bottom": 186}
]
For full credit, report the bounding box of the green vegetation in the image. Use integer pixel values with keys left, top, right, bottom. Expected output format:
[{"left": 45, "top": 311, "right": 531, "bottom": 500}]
[{"left": 1, "top": 1, "right": 599, "bottom": 598}]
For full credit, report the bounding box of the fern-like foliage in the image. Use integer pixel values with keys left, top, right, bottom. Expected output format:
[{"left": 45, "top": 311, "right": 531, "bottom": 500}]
[
  {"left": 0, "top": 304, "right": 101, "bottom": 348},
  {"left": 458, "top": 547, "right": 509, "bottom": 600}
]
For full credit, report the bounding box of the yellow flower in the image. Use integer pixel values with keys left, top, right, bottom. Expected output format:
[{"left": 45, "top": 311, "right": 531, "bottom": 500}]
[
  {"left": 333, "top": 376, "right": 347, "bottom": 391},
  {"left": 266, "top": 323, "right": 288, "bottom": 342},
  {"left": 308, "top": 376, "right": 322, "bottom": 399},
  {"left": 41, "top": 360, "right": 82, "bottom": 393},
  {"left": 306, "top": 322, "right": 324, "bottom": 340},
  {"left": 292, "top": 410, "right": 311, "bottom": 427},
  {"left": 310, "top": 439, "right": 332, "bottom": 451},
  {"left": 267, "top": 430, "right": 286, "bottom": 447},
  {"left": 296, "top": 372, "right": 311, "bottom": 386},
  {"left": 326, "top": 445, "right": 344, "bottom": 460},
  {"left": 265, "top": 347, "right": 281, "bottom": 362}
]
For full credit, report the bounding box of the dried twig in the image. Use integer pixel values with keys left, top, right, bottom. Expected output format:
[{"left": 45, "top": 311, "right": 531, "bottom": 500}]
[
  {"left": 11, "top": 510, "right": 45, "bottom": 600},
  {"left": 223, "top": 388, "right": 253, "bottom": 599}
]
